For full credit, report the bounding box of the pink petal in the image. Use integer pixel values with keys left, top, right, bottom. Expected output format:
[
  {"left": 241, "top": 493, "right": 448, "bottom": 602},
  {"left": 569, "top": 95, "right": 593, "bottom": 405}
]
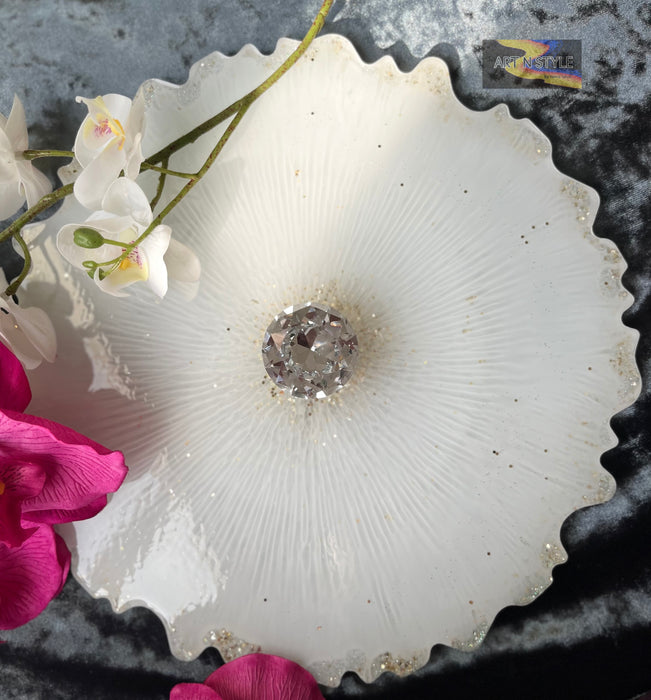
[
  {"left": 0, "top": 462, "right": 46, "bottom": 546},
  {"left": 0, "top": 342, "right": 31, "bottom": 411},
  {"left": 0, "top": 411, "right": 127, "bottom": 524},
  {"left": 205, "top": 655, "right": 323, "bottom": 700},
  {"left": 170, "top": 683, "right": 223, "bottom": 700},
  {"left": 0, "top": 525, "right": 70, "bottom": 629},
  {"left": 0, "top": 491, "right": 36, "bottom": 548},
  {"left": 0, "top": 462, "right": 45, "bottom": 499}
]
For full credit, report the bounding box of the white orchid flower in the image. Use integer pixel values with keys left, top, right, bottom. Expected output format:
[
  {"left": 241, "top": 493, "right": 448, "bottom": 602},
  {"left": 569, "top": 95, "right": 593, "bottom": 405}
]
[
  {"left": 73, "top": 93, "right": 144, "bottom": 210},
  {"left": 0, "top": 96, "right": 52, "bottom": 220},
  {"left": 57, "top": 177, "right": 200, "bottom": 298},
  {"left": 0, "top": 269, "right": 57, "bottom": 370}
]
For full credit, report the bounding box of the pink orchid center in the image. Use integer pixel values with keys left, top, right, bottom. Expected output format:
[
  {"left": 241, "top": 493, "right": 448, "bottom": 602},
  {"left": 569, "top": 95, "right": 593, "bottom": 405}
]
[
  {"left": 94, "top": 115, "right": 126, "bottom": 149},
  {"left": 119, "top": 243, "right": 145, "bottom": 271}
]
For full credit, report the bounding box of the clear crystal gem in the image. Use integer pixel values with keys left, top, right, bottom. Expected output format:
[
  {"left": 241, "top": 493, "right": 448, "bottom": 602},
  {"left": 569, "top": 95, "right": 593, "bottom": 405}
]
[{"left": 262, "top": 302, "right": 359, "bottom": 399}]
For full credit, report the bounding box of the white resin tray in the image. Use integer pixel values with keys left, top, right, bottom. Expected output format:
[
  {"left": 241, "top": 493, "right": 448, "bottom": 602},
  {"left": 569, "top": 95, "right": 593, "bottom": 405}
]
[{"left": 25, "top": 35, "right": 639, "bottom": 686}]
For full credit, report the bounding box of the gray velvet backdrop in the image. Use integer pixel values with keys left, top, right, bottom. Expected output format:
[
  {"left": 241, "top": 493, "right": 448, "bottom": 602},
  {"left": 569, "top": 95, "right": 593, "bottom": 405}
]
[{"left": 0, "top": 1, "right": 649, "bottom": 699}]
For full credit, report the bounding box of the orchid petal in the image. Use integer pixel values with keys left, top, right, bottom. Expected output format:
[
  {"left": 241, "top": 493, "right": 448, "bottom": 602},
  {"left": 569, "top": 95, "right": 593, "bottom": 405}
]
[
  {"left": 101, "top": 176, "right": 152, "bottom": 227},
  {"left": 0, "top": 274, "right": 57, "bottom": 369},
  {"left": 205, "top": 655, "right": 323, "bottom": 700},
  {"left": 94, "top": 256, "right": 150, "bottom": 297},
  {"left": 0, "top": 127, "right": 17, "bottom": 180},
  {"left": 74, "top": 95, "right": 132, "bottom": 163},
  {"left": 0, "top": 490, "right": 35, "bottom": 548},
  {"left": 0, "top": 463, "right": 45, "bottom": 547},
  {"left": 0, "top": 410, "right": 127, "bottom": 524},
  {"left": 91, "top": 276, "right": 131, "bottom": 298},
  {"left": 99, "top": 94, "right": 133, "bottom": 125},
  {"left": 0, "top": 342, "right": 31, "bottom": 411},
  {"left": 170, "top": 684, "right": 223, "bottom": 700},
  {"left": 125, "top": 90, "right": 145, "bottom": 139},
  {"left": 124, "top": 131, "right": 144, "bottom": 180},
  {"left": 0, "top": 178, "right": 25, "bottom": 220},
  {"left": 0, "top": 312, "right": 52, "bottom": 371},
  {"left": 0, "top": 462, "right": 46, "bottom": 500},
  {"left": 16, "top": 159, "right": 52, "bottom": 208},
  {"left": 140, "top": 225, "right": 172, "bottom": 298},
  {"left": 73, "top": 113, "right": 119, "bottom": 167},
  {"left": 0, "top": 96, "right": 49, "bottom": 219},
  {"left": 2, "top": 302, "right": 57, "bottom": 366},
  {"left": 75, "top": 96, "right": 108, "bottom": 126},
  {"left": 73, "top": 141, "right": 126, "bottom": 210},
  {"left": 0, "top": 526, "right": 70, "bottom": 630},
  {"left": 0, "top": 315, "right": 43, "bottom": 370},
  {"left": 165, "top": 238, "right": 202, "bottom": 283},
  {"left": 4, "top": 96, "right": 28, "bottom": 152}
]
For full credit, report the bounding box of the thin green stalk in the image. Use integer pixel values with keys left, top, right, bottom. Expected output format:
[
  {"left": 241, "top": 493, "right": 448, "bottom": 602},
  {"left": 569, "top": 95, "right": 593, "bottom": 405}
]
[
  {"left": 133, "top": 102, "right": 251, "bottom": 249},
  {"left": 146, "top": 0, "right": 333, "bottom": 165},
  {"left": 149, "top": 157, "right": 169, "bottom": 210},
  {"left": 22, "top": 149, "right": 74, "bottom": 160},
  {"left": 140, "top": 162, "right": 196, "bottom": 179},
  {"left": 5, "top": 231, "right": 31, "bottom": 296},
  {"left": 0, "top": 182, "right": 74, "bottom": 247}
]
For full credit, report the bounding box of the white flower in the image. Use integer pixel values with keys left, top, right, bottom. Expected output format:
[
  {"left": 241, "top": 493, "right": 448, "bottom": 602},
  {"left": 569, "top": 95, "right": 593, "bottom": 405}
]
[
  {"left": 73, "top": 93, "right": 144, "bottom": 210},
  {"left": 57, "top": 177, "right": 199, "bottom": 298},
  {"left": 0, "top": 270, "right": 56, "bottom": 369},
  {"left": 0, "top": 96, "right": 52, "bottom": 220}
]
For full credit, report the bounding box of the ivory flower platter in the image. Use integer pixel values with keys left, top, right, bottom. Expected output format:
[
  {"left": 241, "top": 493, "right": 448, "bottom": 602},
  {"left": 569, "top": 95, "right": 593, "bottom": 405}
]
[{"left": 24, "top": 35, "right": 639, "bottom": 685}]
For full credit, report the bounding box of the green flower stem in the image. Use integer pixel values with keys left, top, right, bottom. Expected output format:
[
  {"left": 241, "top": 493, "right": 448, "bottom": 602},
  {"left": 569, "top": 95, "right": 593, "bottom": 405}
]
[
  {"left": 22, "top": 149, "right": 75, "bottom": 160},
  {"left": 140, "top": 162, "right": 196, "bottom": 179},
  {"left": 4, "top": 230, "right": 31, "bottom": 296},
  {"left": 145, "top": 0, "right": 334, "bottom": 166},
  {"left": 99, "top": 238, "right": 133, "bottom": 249},
  {"left": 149, "top": 157, "right": 169, "bottom": 210},
  {"left": 0, "top": 182, "right": 74, "bottom": 247},
  {"left": 132, "top": 102, "right": 251, "bottom": 249},
  {"left": 1, "top": 182, "right": 74, "bottom": 295}
]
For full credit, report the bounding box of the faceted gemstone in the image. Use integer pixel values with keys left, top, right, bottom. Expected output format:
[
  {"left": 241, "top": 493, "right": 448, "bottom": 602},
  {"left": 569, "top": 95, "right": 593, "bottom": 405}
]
[{"left": 262, "top": 302, "right": 359, "bottom": 399}]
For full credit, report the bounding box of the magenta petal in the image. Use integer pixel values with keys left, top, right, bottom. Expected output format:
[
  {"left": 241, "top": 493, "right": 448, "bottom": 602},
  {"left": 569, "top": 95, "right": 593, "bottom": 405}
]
[
  {"left": 0, "top": 342, "right": 31, "bottom": 412},
  {"left": 205, "top": 655, "right": 323, "bottom": 700},
  {"left": 0, "top": 492, "right": 36, "bottom": 548},
  {"left": 0, "top": 525, "right": 70, "bottom": 629},
  {"left": 53, "top": 532, "right": 71, "bottom": 595},
  {"left": 170, "top": 683, "right": 223, "bottom": 700},
  {"left": 0, "top": 463, "right": 45, "bottom": 547},
  {"left": 1, "top": 462, "right": 46, "bottom": 499},
  {"left": 22, "top": 495, "right": 108, "bottom": 526},
  {"left": 0, "top": 411, "right": 127, "bottom": 524}
]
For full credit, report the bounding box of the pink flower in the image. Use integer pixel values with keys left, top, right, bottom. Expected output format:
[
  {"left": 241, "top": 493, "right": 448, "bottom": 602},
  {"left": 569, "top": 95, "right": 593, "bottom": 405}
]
[
  {"left": 0, "top": 341, "right": 128, "bottom": 629},
  {"left": 170, "top": 654, "right": 324, "bottom": 700}
]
